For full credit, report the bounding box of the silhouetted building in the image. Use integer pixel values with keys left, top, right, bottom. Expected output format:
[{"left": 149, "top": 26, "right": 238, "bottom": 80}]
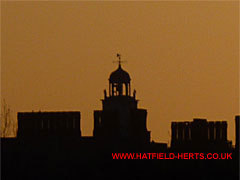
[
  {"left": 2, "top": 55, "right": 238, "bottom": 180},
  {"left": 17, "top": 111, "right": 81, "bottom": 138},
  {"left": 171, "top": 118, "right": 231, "bottom": 150},
  {"left": 236, "top": 115, "right": 239, "bottom": 150},
  {"left": 93, "top": 58, "right": 150, "bottom": 145}
]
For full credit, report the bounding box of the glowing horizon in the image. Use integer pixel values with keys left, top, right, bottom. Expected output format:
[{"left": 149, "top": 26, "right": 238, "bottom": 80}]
[{"left": 1, "top": 1, "right": 239, "bottom": 145}]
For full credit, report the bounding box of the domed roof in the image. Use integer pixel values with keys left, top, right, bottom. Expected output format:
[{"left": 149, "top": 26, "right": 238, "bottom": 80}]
[{"left": 109, "top": 64, "right": 131, "bottom": 83}]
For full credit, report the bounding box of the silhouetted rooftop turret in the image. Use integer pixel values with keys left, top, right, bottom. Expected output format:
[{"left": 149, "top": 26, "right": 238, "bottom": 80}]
[{"left": 109, "top": 64, "right": 130, "bottom": 83}]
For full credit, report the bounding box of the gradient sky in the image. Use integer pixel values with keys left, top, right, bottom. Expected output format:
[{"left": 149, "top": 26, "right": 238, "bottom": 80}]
[{"left": 1, "top": 1, "right": 239, "bottom": 144}]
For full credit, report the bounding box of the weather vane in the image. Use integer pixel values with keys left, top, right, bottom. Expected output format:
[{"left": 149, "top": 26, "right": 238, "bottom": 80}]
[
  {"left": 117, "top": 53, "right": 121, "bottom": 64},
  {"left": 113, "top": 53, "right": 126, "bottom": 66}
]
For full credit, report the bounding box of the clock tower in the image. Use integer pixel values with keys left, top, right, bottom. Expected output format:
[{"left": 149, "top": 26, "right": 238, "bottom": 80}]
[{"left": 93, "top": 54, "right": 150, "bottom": 146}]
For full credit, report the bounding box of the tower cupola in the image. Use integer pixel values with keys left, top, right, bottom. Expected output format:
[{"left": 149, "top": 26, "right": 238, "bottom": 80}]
[{"left": 108, "top": 54, "right": 131, "bottom": 96}]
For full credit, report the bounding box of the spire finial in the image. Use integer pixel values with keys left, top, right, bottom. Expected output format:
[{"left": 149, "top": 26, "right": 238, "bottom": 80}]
[
  {"left": 116, "top": 53, "right": 121, "bottom": 67},
  {"left": 113, "top": 53, "right": 126, "bottom": 68}
]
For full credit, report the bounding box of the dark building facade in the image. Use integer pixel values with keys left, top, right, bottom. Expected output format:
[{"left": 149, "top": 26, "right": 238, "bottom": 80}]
[
  {"left": 17, "top": 111, "right": 81, "bottom": 138},
  {"left": 93, "top": 60, "right": 150, "bottom": 145},
  {"left": 236, "top": 115, "right": 239, "bottom": 150},
  {"left": 1, "top": 55, "right": 238, "bottom": 180},
  {"left": 171, "top": 118, "right": 231, "bottom": 150}
]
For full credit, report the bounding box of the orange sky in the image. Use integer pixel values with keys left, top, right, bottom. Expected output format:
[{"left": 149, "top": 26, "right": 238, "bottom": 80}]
[{"left": 1, "top": 1, "right": 239, "bottom": 145}]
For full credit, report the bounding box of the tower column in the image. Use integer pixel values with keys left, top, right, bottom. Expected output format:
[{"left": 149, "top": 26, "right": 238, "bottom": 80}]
[
  {"left": 125, "top": 83, "right": 128, "bottom": 96},
  {"left": 129, "top": 83, "right": 131, "bottom": 96},
  {"left": 109, "top": 83, "right": 111, "bottom": 96},
  {"left": 112, "top": 84, "right": 114, "bottom": 96}
]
